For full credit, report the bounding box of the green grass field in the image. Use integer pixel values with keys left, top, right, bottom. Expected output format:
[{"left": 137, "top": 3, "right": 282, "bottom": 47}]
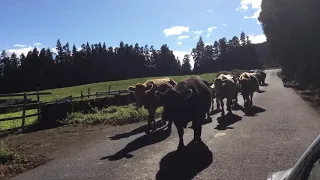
[
  {"left": 1, "top": 73, "right": 217, "bottom": 102},
  {"left": 0, "top": 109, "right": 38, "bottom": 131}
]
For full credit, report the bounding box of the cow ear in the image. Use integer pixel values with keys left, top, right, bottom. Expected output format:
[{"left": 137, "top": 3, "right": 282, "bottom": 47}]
[
  {"left": 155, "top": 91, "right": 165, "bottom": 99},
  {"left": 145, "top": 84, "right": 154, "bottom": 92},
  {"left": 181, "top": 89, "right": 193, "bottom": 100},
  {"left": 128, "top": 86, "right": 135, "bottom": 91}
]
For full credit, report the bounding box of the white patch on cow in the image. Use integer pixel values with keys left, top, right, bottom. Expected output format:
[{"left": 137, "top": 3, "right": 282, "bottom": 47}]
[{"left": 214, "top": 132, "right": 226, "bottom": 137}]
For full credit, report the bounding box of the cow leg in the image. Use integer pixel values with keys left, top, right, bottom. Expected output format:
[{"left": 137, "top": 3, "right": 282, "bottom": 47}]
[
  {"left": 174, "top": 121, "right": 185, "bottom": 152},
  {"left": 227, "top": 98, "right": 232, "bottom": 112},
  {"left": 148, "top": 108, "right": 156, "bottom": 132},
  {"left": 220, "top": 99, "right": 225, "bottom": 116},
  {"left": 211, "top": 98, "right": 215, "bottom": 112},
  {"left": 216, "top": 97, "right": 221, "bottom": 110},
  {"left": 250, "top": 93, "right": 253, "bottom": 107},
  {"left": 242, "top": 95, "right": 247, "bottom": 107},
  {"left": 193, "top": 119, "right": 202, "bottom": 143}
]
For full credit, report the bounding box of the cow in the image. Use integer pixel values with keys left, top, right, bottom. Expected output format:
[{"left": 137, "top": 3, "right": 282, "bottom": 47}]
[
  {"left": 155, "top": 77, "right": 212, "bottom": 151},
  {"left": 250, "top": 70, "right": 267, "bottom": 86},
  {"left": 282, "top": 76, "right": 288, "bottom": 86},
  {"left": 238, "top": 72, "right": 260, "bottom": 108},
  {"left": 128, "top": 77, "right": 177, "bottom": 134},
  {"left": 214, "top": 74, "right": 238, "bottom": 116},
  {"left": 200, "top": 79, "right": 213, "bottom": 119}
]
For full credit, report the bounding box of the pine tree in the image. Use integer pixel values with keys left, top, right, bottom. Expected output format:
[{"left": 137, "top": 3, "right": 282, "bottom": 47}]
[{"left": 182, "top": 54, "right": 192, "bottom": 75}]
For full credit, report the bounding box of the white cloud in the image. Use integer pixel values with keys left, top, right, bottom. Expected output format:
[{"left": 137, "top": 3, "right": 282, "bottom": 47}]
[
  {"left": 13, "top": 44, "right": 26, "bottom": 48},
  {"left": 193, "top": 35, "right": 200, "bottom": 40},
  {"left": 206, "top": 33, "right": 211, "bottom": 38},
  {"left": 172, "top": 50, "right": 194, "bottom": 68},
  {"left": 5, "top": 46, "right": 34, "bottom": 57},
  {"left": 177, "top": 42, "right": 182, "bottom": 45},
  {"left": 208, "top": 9, "right": 214, "bottom": 13},
  {"left": 222, "top": 24, "right": 227, "bottom": 26},
  {"left": 205, "top": 43, "right": 212, "bottom": 46},
  {"left": 207, "top": 26, "right": 217, "bottom": 33},
  {"left": 236, "top": 0, "right": 261, "bottom": 11},
  {"left": 193, "top": 30, "right": 203, "bottom": 35},
  {"left": 200, "top": 12, "right": 203, "bottom": 14},
  {"left": 248, "top": 34, "right": 266, "bottom": 44},
  {"left": 163, "top": 26, "right": 190, "bottom": 37},
  {"left": 177, "top": 35, "right": 190, "bottom": 40},
  {"left": 236, "top": 0, "right": 262, "bottom": 22},
  {"left": 34, "top": 42, "right": 42, "bottom": 46},
  {"left": 51, "top": 48, "right": 58, "bottom": 54}
]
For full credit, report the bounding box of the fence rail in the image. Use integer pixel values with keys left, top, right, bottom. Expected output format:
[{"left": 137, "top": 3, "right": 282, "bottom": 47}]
[{"left": 0, "top": 87, "right": 52, "bottom": 132}]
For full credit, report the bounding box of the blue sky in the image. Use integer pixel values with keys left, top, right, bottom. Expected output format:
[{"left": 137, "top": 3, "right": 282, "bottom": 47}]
[{"left": 0, "top": 0, "right": 265, "bottom": 63}]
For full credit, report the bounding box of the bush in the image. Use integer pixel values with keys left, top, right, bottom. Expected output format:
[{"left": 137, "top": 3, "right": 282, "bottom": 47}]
[
  {"left": 64, "top": 104, "right": 164, "bottom": 126},
  {"left": 0, "top": 149, "right": 15, "bottom": 164}
]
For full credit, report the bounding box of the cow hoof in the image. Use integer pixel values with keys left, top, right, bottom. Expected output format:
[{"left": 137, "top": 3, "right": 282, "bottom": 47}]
[{"left": 177, "top": 145, "right": 185, "bottom": 152}]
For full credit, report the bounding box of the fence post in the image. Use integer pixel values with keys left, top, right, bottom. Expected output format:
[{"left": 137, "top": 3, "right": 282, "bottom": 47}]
[
  {"left": 37, "top": 87, "right": 41, "bottom": 121},
  {"left": 88, "top": 88, "right": 90, "bottom": 99},
  {"left": 81, "top": 90, "right": 83, "bottom": 100},
  {"left": 21, "top": 93, "right": 27, "bottom": 130}
]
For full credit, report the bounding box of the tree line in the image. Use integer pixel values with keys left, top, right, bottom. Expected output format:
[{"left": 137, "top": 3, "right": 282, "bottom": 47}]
[
  {"left": 259, "top": 0, "right": 320, "bottom": 88},
  {"left": 0, "top": 31, "right": 264, "bottom": 93}
]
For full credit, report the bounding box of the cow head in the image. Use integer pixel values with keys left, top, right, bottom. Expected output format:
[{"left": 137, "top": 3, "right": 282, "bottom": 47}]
[
  {"left": 155, "top": 89, "right": 193, "bottom": 121},
  {"left": 128, "top": 83, "right": 154, "bottom": 108}
]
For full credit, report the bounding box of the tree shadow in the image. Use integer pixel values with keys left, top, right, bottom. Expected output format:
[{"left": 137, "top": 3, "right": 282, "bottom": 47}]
[
  {"left": 242, "top": 105, "right": 266, "bottom": 117},
  {"left": 214, "top": 112, "right": 242, "bottom": 130},
  {"left": 109, "top": 120, "right": 166, "bottom": 140},
  {"left": 155, "top": 140, "right": 213, "bottom": 180},
  {"left": 101, "top": 126, "right": 171, "bottom": 161}
]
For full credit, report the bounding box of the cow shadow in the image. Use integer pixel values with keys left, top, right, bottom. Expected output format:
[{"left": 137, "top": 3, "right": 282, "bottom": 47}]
[
  {"left": 258, "top": 90, "right": 266, "bottom": 93},
  {"left": 101, "top": 127, "right": 171, "bottom": 161},
  {"left": 109, "top": 120, "right": 166, "bottom": 140},
  {"left": 262, "top": 83, "right": 269, "bottom": 86},
  {"left": 155, "top": 140, "right": 213, "bottom": 180},
  {"left": 214, "top": 112, "right": 242, "bottom": 130},
  {"left": 242, "top": 105, "right": 266, "bottom": 116}
]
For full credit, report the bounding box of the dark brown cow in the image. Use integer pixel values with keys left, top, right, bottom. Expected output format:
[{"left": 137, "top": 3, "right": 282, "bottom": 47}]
[
  {"left": 128, "top": 77, "right": 176, "bottom": 134},
  {"left": 155, "top": 77, "right": 212, "bottom": 151}
]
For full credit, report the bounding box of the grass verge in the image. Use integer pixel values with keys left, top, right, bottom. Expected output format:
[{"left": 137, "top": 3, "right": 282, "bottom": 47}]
[{"left": 64, "top": 104, "right": 164, "bottom": 126}]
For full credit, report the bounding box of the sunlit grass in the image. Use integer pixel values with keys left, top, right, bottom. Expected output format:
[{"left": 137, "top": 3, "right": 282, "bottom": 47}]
[{"left": 0, "top": 109, "right": 38, "bottom": 131}]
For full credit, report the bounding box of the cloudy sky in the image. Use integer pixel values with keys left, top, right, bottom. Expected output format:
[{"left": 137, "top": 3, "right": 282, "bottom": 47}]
[{"left": 0, "top": 0, "right": 265, "bottom": 63}]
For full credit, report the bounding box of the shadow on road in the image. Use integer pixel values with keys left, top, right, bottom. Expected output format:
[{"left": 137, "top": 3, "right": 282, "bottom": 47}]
[
  {"left": 258, "top": 90, "right": 266, "bottom": 93},
  {"left": 262, "top": 83, "right": 269, "bottom": 86},
  {"left": 101, "top": 126, "right": 171, "bottom": 161},
  {"left": 242, "top": 105, "right": 266, "bottom": 116},
  {"left": 214, "top": 112, "right": 242, "bottom": 130},
  {"left": 109, "top": 120, "right": 166, "bottom": 140},
  {"left": 155, "top": 140, "right": 213, "bottom": 180}
]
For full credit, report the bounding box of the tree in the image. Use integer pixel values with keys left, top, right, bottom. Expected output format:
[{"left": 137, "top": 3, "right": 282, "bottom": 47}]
[
  {"left": 56, "top": 39, "right": 63, "bottom": 63},
  {"left": 181, "top": 54, "right": 192, "bottom": 74},
  {"left": 191, "top": 36, "right": 205, "bottom": 74},
  {"left": 10, "top": 52, "right": 19, "bottom": 68}
]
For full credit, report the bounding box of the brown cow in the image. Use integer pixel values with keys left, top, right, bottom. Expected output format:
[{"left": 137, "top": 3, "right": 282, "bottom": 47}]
[
  {"left": 214, "top": 74, "right": 238, "bottom": 116},
  {"left": 128, "top": 77, "right": 176, "bottom": 134},
  {"left": 238, "top": 72, "right": 259, "bottom": 108},
  {"left": 155, "top": 77, "right": 212, "bottom": 151}
]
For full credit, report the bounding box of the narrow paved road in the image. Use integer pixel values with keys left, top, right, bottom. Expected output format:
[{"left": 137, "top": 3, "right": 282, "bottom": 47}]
[{"left": 11, "top": 69, "right": 320, "bottom": 180}]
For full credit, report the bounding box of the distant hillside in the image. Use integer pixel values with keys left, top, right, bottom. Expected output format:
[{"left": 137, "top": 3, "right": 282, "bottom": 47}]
[{"left": 253, "top": 42, "right": 279, "bottom": 68}]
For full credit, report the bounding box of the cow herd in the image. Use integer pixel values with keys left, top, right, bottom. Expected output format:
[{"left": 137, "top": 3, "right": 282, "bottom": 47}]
[{"left": 128, "top": 69, "right": 267, "bottom": 151}]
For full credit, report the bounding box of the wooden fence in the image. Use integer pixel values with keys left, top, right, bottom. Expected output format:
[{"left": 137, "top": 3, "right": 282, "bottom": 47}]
[
  {"left": 72, "top": 86, "right": 131, "bottom": 100},
  {"left": 0, "top": 88, "right": 52, "bottom": 132}
]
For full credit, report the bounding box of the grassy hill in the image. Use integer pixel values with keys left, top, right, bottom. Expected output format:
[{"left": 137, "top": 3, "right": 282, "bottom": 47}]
[{"left": 1, "top": 73, "right": 217, "bottom": 102}]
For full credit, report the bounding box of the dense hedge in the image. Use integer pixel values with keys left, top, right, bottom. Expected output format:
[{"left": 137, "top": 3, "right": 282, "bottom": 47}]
[{"left": 40, "top": 93, "right": 135, "bottom": 125}]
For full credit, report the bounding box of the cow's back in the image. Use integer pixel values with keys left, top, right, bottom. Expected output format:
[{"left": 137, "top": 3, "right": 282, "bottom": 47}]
[{"left": 176, "top": 78, "right": 211, "bottom": 119}]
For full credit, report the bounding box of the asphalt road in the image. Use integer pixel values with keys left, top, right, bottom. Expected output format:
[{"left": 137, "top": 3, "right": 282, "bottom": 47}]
[{"left": 11, "top": 69, "right": 320, "bottom": 180}]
